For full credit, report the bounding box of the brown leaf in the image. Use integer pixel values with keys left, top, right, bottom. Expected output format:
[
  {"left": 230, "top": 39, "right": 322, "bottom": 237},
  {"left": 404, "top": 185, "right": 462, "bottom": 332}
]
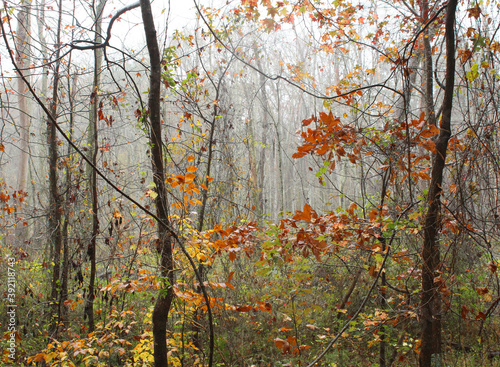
[
  {"left": 476, "top": 311, "right": 487, "bottom": 320},
  {"left": 487, "top": 261, "right": 497, "bottom": 273},
  {"left": 460, "top": 304, "right": 469, "bottom": 319},
  {"left": 467, "top": 5, "right": 481, "bottom": 19},
  {"left": 476, "top": 287, "right": 489, "bottom": 295},
  {"left": 236, "top": 305, "right": 253, "bottom": 312}
]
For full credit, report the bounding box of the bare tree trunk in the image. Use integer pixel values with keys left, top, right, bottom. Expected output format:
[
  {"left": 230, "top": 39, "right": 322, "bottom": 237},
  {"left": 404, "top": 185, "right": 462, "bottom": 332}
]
[
  {"left": 15, "top": 1, "right": 31, "bottom": 246},
  {"left": 246, "top": 117, "right": 260, "bottom": 216},
  {"left": 48, "top": 0, "right": 64, "bottom": 337},
  {"left": 60, "top": 72, "right": 78, "bottom": 328},
  {"left": 274, "top": 82, "right": 284, "bottom": 215},
  {"left": 15, "top": 1, "right": 30, "bottom": 194},
  {"left": 84, "top": 0, "right": 106, "bottom": 333},
  {"left": 422, "top": 0, "right": 438, "bottom": 128},
  {"left": 256, "top": 47, "right": 269, "bottom": 220},
  {"left": 419, "top": 0, "right": 457, "bottom": 365},
  {"left": 140, "top": 1, "right": 174, "bottom": 366}
]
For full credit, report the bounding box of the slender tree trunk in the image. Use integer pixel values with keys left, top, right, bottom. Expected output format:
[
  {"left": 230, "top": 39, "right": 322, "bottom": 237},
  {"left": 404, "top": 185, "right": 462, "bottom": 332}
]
[
  {"left": 60, "top": 72, "right": 78, "bottom": 327},
  {"left": 255, "top": 47, "right": 269, "bottom": 220},
  {"left": 419, "top": 0, "right": 457, "bottom": 365},
  {"left": 84, "top": 0, "right": 106, "bottom": 333},
  {"left": 48, "top": 0, "right": 64, "bottom": 337},
  {"left": 15, "top": 1, "right": 30, "bottom": 195},
  {"left": 193, "top": 67, "right": 222, "bottom": 353},
  {"left": 274, "top": 82, "right": 284, "bottom": 216},
  {"left": 246, "top": 117, "right": 260, "bottom": 216},
  {"left": 140, "top": 1, "right": 174, "bottom": 366},
  {"left": 422, "top": 0, "right": 437, "bottom": 128},
  {"left": 15, "top": 1, "right": 31, "bottom": 246}
]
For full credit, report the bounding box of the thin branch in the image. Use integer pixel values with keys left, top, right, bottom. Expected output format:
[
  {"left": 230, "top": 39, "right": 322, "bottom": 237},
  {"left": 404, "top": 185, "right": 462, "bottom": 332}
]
[{"left": 69, "top": 1, "right": 141, "bottom": 50}]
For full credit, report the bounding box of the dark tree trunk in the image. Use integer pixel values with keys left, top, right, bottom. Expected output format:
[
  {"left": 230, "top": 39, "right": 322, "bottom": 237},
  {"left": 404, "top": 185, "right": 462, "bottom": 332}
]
[
  {"left": 59, "top": 72, "right": 78, "bottom": 328},
  {"left": 140, "top": 1, "right": 174, "bottom": 366},
  {"left": 84, "top": 0, "right": 106, "bottom": 333},
  {"left": 419, "top": 0, "right": 457, "bottom": 365},
  {"left": 48, "top": 0, "right": 63, "bottom": 337}
]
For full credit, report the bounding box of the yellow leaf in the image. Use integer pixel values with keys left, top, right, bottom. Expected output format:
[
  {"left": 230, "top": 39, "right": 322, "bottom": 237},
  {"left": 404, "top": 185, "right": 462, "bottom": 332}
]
[{"left": 147, "top": 189, "right": 158, "bottom": 199}]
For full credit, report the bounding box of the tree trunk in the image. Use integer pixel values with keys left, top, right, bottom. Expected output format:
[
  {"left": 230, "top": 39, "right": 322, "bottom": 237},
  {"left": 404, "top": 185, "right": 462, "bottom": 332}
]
[
  {"left": 255, "top": 47, "right": 269, "bottom": 220},
  {"left": 419, "top": 0, "right": 457, "bottom": 365},
  {"left": 422, "top": 0, "right": 438, "bottom": 128},
  {"left": 59, "top": 72, "right": 78, "bottom": 328},
  {"left": 15, "top": 1, "right": 30, "bottom": 195},
  {"left": 140, "top": 1, "right": 175, "bottom": 366},
  {"left": 84, "top": 0, "right": 106, "bottom": 333},
  {"left": 15, "top": 1, "right": 31, "bottom": 246},
  {"left": 48, "top": 0, "right": 63, "bottom": 337}
]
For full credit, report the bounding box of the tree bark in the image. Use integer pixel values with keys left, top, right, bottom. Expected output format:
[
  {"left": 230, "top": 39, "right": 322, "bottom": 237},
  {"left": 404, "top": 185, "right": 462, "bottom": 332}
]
[
  {"left": 48, "top": 0, "right": 64, "bottom": 337},
  {"left": 421, "top": 0, "right": 437, "bottom": 128},
  {"left": 14, "top": 1, "right": 31, "bottom": 246},
  {"left": 60, "top": 72, "right": 78, "bottom": 328},
  {"left": 15, "top": 1, "right": 30, "bottom": 196},
  {"left": 419, "top": 0, "right": 457, "bottom": 365},
  {"left": 140, "top": 1, "right": 174, "bottom": 366},
  {"left": 84, "top": 0, "right": 106, "bottom": 333}
]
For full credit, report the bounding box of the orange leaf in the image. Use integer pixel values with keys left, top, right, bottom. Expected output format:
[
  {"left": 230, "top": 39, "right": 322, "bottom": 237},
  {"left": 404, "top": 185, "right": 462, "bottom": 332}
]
[
  {"left": 185, "top": 173, "right": 196, "bottom": 182},
  {"left": 33, "top": 353, "right": 46, "bottom": 363},
  {"left": 187, "top": 156, "right": 195, "bottom": 162},
  {"left": 421, "top": 139, "right": 436, "bottom": 153},
  {"left": 187, "top": 166, "right": 198, "bottom": 173},
  {"left": 236, "top": 305, "right": 253, "bottom": 312},
  {"left": 273, "top": 338, "right": 286, "bottom": 349},
  {"left": 280, "top": 326, "right": 292, "bottom": 332},
  {"left": 347, "top": 202, "right": 357, "bottom": 216}
]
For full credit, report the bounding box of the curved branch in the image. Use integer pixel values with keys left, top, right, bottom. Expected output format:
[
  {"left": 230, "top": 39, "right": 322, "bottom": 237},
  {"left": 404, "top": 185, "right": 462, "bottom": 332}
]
[{"left": 69, "top": 1, "right": 141, "bottom": 50}]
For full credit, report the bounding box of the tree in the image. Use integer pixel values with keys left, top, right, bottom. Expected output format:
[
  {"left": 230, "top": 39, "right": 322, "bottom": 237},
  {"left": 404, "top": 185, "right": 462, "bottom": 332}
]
[
  {"left": 139, "top": 1, "right": 175, "bottom": 365},
  {"left": 83, "top": 0, "right": 106, "bottom": 333}
]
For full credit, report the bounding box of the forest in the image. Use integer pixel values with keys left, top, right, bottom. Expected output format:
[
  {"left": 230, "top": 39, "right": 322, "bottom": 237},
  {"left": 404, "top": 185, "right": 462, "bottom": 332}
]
[{"left": 1, "top": 0, "right": 500, "bottom": 366}]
